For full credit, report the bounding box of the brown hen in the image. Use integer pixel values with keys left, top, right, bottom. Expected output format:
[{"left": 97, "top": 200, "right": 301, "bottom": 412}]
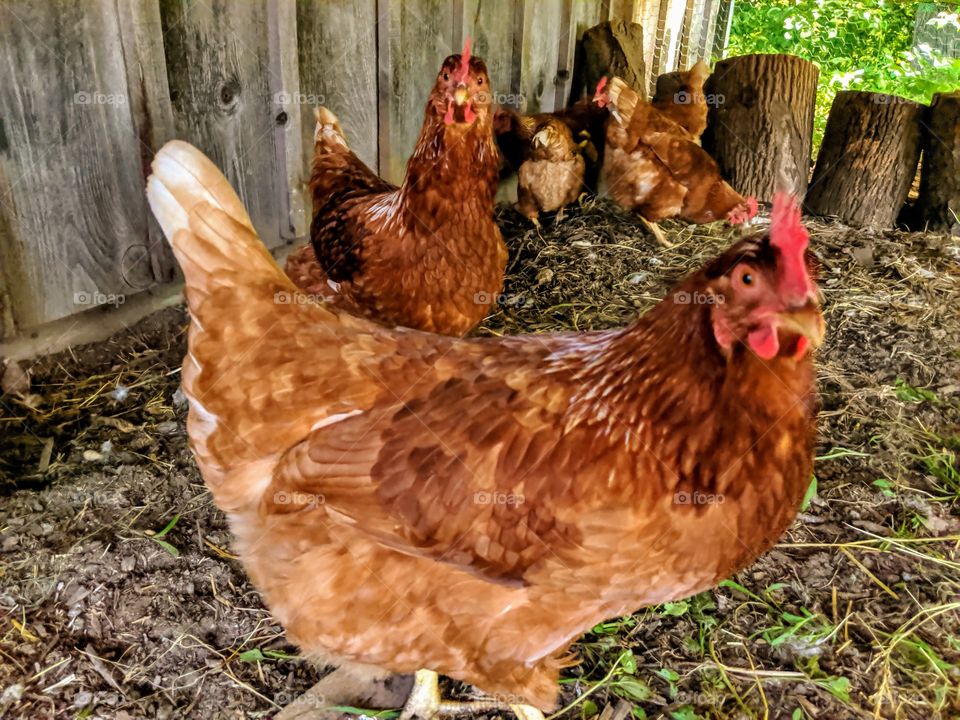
[
  {"left": 284, "top": 41, "right": 504, "bottom": 337},
  {"left": 148, "top": 140, "right": 822, "bottom": 717},
  {"left": 515, "top": 118, "right": 586, "bottom": 225},
  {"left": 598, "top": 76, "right": 757, "bottom": 245}
]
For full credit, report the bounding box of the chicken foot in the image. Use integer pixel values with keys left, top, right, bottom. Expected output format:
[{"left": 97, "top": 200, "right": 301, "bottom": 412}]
[
  {"left": 639, "top": 216, "right": 673, "bottom": 249},
  {"left": 399, "top": 669, "right": 544, "bottom": 720}
]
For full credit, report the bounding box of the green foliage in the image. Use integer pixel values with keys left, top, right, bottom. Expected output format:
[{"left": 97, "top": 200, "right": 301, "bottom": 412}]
[{"left": 724, "top": 1, "right": 960, "bottom": 146}]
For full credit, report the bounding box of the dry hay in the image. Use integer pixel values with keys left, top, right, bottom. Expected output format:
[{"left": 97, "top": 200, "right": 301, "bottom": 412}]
[{"left": 0, "top": 199, "right": 958, "bottom": 719}]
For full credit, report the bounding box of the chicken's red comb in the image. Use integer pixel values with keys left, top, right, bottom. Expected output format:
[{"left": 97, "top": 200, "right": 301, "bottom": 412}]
[
  {"left": 770, "top": 192, "right": 814, "bottom": 301},
  {"left": 454, "top": 37, "right": 472, "bottom": 83},
  {"left": 595, "top": 76, "right": 608, "bottom": 95}
]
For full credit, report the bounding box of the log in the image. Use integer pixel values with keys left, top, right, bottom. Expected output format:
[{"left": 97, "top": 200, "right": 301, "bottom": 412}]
[
  {"left": 701, "top": 54, "right": 818, "bottom": 200},
  {"left": 916, "top": 91, "right": 960, "bottom": 235},
  {"left": 571, "top": 20, "right": 646, "bottom": 104},
  {"left": 806, "top": 91, "right": 924, "bottom": 228}
]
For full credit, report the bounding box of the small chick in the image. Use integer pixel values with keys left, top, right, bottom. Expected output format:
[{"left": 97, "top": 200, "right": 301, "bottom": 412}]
[{"left": 517, "top": 119, "right": 586, "bottom": 226}]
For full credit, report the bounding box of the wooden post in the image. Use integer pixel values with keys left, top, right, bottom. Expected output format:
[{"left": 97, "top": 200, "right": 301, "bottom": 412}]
[
  {"left": 571, "top": 20, "right": 647, "bottom": 104},
  {"left": 806, "top": 91, "right": 923, "bottom": 228},
  {"left": 916, "top": 91, "right": 960, "bottom": 235},
  {"left": 701, "top": 53, "right": 818, "bottom": 201}
]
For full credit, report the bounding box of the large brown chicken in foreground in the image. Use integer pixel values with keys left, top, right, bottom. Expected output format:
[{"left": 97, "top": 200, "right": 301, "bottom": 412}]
[
  {"left": 147, "top": 140, "right": 823, "bottom": 718},
  {"left": 284, "top": 41, "right": 504, "bottom": 337}
]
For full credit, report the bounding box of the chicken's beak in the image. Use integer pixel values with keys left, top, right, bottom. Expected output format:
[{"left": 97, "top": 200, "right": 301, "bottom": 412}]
[
  {"left": 532, "top": 129, "right": 548, "bottom": 148},
  {"left": 777, "top": 303, "right": 825, "bottom": 350},
  {"left": 454, "top": 84, "right": 469, "bottom": 106}
]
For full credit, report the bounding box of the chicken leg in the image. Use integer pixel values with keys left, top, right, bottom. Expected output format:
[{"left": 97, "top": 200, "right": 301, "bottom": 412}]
[
  {"left": 399, "top": 669, "right": 545, "bottom": 720},
  {"left": 639, "top": 216, "right": 673, "bottom": 249}
]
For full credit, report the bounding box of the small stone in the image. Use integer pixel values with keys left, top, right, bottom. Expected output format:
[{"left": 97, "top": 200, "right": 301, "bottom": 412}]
[
  {"left": 73, "top": 690, "right": 93, "bottom": 707},
  {"left": 83, "top": 450, "right": 103, "bottom": 462}
]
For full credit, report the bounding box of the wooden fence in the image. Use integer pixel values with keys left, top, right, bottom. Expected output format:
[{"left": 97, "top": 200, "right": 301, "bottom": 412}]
[{"left": 0, "top": 0, "right": 722, "bottom": 339}]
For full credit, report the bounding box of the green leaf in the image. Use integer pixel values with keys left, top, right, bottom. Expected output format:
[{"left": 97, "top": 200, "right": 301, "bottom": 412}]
[
  {"left": 151, "top": 538, "right": 179, "bottom": 557},
  {"left": 661, "top": 600, "right": 690, "bottom": 617},
  {"left": 656, "top": 667, "right": 680, "bottom": 683},
  {"left": 815, "top": 675, "right": 851, "bottom": 703},
  {"left": 154, "top": 514, "right": 181, "bottom": 538},
  {"left": 800, "top": 476, "right": 817, "bottom": 511},
  {"left": 872, "top": 478, "right": 896, "bottom": 497},
  {"left": 894, "top": 378, "right": 939, "bottom": 404},
  {"left": 614, "top": 677, "right": 652, "bottom": 702}
]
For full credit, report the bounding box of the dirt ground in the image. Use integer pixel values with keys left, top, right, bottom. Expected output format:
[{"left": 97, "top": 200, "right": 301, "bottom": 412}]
[{"left": 1, "top": 200, "right": 958, "bottom": 720}]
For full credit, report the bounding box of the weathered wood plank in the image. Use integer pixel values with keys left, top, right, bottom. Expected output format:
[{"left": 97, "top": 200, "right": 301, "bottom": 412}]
[
  {"left": 521, "top": 0, "right": 565, "bottom": 112},
  {"left": 0, "top": 1, "right": 166, "bottom": 327},
  {"left": 297, "top": 0, "right": 379, "bottom": 177},
  {"left": 159, "top": 0, "right": 284, "bottom": 249},
  {"left": 461, "top": 0, "right": 519, "bottom": 106},
  {"left": 384, "top": 0, "right": 455, "bottom": 183},
  {"left": 269, "top": 0, "right": 307, "bottom": 242},
  {"left": 116, "top": 0, "right": 178, "bottom": 288}
]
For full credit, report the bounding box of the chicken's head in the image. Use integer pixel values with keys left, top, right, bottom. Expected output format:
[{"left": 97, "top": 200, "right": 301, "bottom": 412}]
[
  {"left": 592, "top": 77, "right": 610, "bottom": 108},
  {"left": 433, "top": 39, "right": 492, "bottom": 128},
  {"left": 727, "top": 196, "right": 758, "bottom": 225},
  {"left": 704, "top": 193, "right": 823, "bottom": 362}
]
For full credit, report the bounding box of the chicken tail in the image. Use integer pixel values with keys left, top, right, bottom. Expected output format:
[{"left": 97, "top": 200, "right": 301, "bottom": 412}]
[
  {"left": 313, "top": 106, "right": 350, "bottom": 154},
  {"left": 146, "top": 140, "right": 295, "bottom": 307},
  {"left": 605, "top": 76, "right": 640, "bottom": 127}
]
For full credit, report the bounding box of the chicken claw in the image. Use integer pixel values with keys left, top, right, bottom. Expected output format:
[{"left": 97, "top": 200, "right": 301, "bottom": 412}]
[
  {"left": 399, "top": 670, "right": 545, "bottom": 720},
  {"left": 639, "top": 216, "right": 673, "bottom": 248}
]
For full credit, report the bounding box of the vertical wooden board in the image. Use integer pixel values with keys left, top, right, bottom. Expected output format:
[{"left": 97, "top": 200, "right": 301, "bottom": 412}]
[
  {"left": 520, "top": 0, "right": 565, "bottom": 112},
  {"left": 385, "top": 0, "right": 455, "bottom": 183},
  {"left": 0, "top": 1, "right": 164, "bottom": 327},
  {"left": 557, "top": 0, "right": 607, "bottom": 106},
  {"left": 297, "top": 0, "right": 379, "bottom": 176},
  {"left": 269, "top": 0, "right": 307, "bottom": 241},
  {"left": 116, "top": 0, "right": 178, "bottom": 287},
  {"left": 461, "top": 0, "right": 519, "bottom": 106},
  {"left": 159, "top": 0, "right": 284, "bottom": 249}
]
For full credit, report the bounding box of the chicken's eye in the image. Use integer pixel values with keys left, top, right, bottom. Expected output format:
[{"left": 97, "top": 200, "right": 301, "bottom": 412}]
[
  {"left": 742, "top": 273, "right": 753, "bottom": 286},
  {"left": 443, "top": 72, "right": 449, "bottom": 81},
  {"left": 478, "top": 78, "right": 484, "bottom": 85}
]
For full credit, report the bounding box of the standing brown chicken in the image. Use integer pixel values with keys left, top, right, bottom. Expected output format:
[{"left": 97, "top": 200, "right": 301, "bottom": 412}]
[
  {"left": 515, "top": 118, "right": 586, "bottom": 225},
  {"left": 148, "top": 138, "right": 822, "bottom": 720},
  {"left": 284, "top": 41, "right": 505, "bottom": 337}
]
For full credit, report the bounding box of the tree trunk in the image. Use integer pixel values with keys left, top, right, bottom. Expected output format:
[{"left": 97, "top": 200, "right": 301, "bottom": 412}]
[
  {"left": 571, "top": 20, "right": 646, "bottom": 105},
  {"left": 806, "top": 91, "right": 924, "bottom": 228},
  {"left": 916, "top": 91, "right": 960, "bottom": 235},
  {"left": 701, "top": 54, "right": 818, "bottom": 201}
]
